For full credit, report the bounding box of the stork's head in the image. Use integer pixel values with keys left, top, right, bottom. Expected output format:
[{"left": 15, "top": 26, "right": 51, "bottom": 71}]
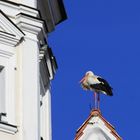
[
  {"left": 85, "top": 71, "right": 94, "bottom": 76},
  {"left": 80, "top": 71, "right": 94, "bottom": 83}
]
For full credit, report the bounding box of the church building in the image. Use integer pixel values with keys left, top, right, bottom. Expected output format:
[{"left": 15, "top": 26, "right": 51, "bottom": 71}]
[{"left": 0, "top": 0, "right": 67, "bottom": 140}]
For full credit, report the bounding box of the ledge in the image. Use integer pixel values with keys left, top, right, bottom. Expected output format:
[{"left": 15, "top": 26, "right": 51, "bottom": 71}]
[
  {"left": 15, "top": 13, "right": 47, "bottom": 39},
  {"left": 0, "top": 0, "right": 39, "bottom": 18},
  {"left": 0, "top": 122, "right": 18, "bottom": 134}
]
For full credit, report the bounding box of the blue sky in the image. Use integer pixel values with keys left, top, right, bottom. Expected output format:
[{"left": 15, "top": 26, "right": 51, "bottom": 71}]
[{"left": 49, "top": 0, "right": 140, "bottom": 139}]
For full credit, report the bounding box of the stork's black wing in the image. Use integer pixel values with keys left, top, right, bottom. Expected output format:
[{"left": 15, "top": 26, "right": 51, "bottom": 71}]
[{"left": 97, "top": 77, "right": 113, "bottom": 96}]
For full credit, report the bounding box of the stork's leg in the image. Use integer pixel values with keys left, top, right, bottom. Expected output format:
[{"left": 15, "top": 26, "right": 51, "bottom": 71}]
[
  {"left": 97, "top": 93, "right": 100, "bottom": 110},
  {"left": 94, "top": 92, "right": 97, "bottom": 109}
]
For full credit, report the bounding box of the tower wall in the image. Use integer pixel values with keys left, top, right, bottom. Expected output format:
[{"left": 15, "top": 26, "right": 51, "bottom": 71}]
[{"left": 0, "top": 0, "right": 67, "bottom": 140}]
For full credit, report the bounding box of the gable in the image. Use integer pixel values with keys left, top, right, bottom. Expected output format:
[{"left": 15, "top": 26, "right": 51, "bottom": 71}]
[
  {"left": 82, "top": 127, "right": 111, "bottom": 140},
  {"left": 0, "top": 10, "right": 24, "bottom": 40},
  {"left": 0, "top": 24, "right": 5, "bottom": 31},
  {"left": 75, "top": 110, "right": 122, "bottom": 140},
  {"left": 80, "top": 122, "right": 116, "bottom": 140}
]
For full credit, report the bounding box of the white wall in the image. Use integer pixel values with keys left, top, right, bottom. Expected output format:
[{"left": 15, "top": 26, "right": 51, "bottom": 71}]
[
  {"left": 0, "top": 131, "right": 18, "bottom": 140},
  {"left": 40, "top": 89, "right": 52, "bottom": 140},
  {"left": 18, "top": 37, "right": 40, "bottom": 140}
]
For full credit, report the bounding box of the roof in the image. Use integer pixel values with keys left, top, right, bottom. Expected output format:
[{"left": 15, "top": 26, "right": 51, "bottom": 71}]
[
  {"left": 75, "top": 109, "right": 122, "bottom": 140},
  {"left": 37, "top": 0, "right": 67, "bottom": 32}
]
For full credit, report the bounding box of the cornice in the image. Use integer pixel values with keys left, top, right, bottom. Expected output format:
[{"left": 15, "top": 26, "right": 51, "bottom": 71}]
[
  {"left": 0, "top": 0, "right": 39, "bottom": 18},
  {"left": 0, "top": 32, "right": 24, "bottom": 47},
  {"left": 15, "top": 13, "right": 47, "bottom": 39},
  {"left": 0, "top": 10, "right": 24, "bottom": 47}
]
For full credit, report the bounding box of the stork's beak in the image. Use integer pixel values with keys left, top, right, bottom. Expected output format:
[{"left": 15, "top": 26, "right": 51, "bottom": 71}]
[
  {"left": 79, "top": 76, "right": 86, "bottom": 83},
  {"left": 79, "top": 75, "right": 87, "bottom": 83},
  {"left": 79, "top": 73, "right": 89, "bottom": 83}
]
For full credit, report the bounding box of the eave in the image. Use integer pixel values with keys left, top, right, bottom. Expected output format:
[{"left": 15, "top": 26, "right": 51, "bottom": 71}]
[{"left": 55, "top": 0, "right": 67, "bottom": 24}]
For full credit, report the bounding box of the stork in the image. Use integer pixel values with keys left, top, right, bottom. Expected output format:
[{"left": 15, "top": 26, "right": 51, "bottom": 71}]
[{"left": 80, "top": 71, "right": 113, "bottom": 109}]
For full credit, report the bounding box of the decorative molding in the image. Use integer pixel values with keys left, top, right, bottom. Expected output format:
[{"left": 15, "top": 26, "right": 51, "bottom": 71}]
[
  {"left": 40, "top": 45, "right": 58, "bottom": 80},
  {"left": 0, "top": 122, "right": 18, "bottom": 134},
  {"left": 0, "top": 46, "right": 14, "bottom": 58},
  {"left": 15, "top": 13, "right": 46, "bottom": 39},
  {"left": 40, "top": 45, "right": 51, "bottom": 96},
  {"left": 0, "top": 0, "right": 39, "bottom": 18},
  {"left": 0, "top": 10, "right": 24, "bottom": 47},
  {"left": 0, "top": 0, "right": 67, "bottom": 34},
  {"left": 46, "top": 47, "right": 58, "bottom": 79},
  {"left": 0, "top": 10, "right": 24, "bottom": 38},
  {"left": 0, "top": 32, "right": 24, "bottom": 47}
]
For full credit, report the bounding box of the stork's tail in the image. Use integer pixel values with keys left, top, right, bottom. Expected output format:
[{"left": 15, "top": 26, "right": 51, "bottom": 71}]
[{"left": 106, "top": 89, "right": 113, "bottom": 96}]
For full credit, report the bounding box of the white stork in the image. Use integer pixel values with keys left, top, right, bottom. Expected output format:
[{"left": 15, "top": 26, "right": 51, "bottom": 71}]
[{"left": 80, "top": 71, "right": 113, "bottom": 109}]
